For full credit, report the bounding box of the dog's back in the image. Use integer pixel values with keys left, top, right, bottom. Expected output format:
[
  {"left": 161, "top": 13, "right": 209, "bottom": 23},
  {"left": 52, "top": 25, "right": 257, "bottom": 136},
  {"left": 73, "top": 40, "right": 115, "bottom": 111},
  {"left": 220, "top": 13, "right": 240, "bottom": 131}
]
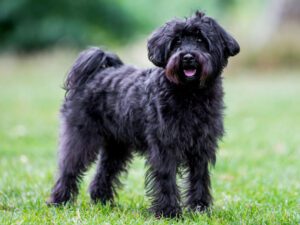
[{"left": 62, "top": 47, "right": 155, "bottom": 150}]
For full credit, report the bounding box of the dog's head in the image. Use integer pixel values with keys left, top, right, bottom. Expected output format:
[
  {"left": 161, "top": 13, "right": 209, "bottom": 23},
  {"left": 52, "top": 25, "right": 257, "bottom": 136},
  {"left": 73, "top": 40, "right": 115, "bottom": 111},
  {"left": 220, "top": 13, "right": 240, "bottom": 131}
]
[{"left": 147, "top": 11, "right": 240, "bottom": 86}]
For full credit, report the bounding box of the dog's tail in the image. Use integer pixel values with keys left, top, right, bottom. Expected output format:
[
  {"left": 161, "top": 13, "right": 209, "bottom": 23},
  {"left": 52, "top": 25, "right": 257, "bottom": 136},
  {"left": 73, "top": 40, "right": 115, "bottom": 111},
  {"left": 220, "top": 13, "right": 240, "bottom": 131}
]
[{"left": 64, "top": 47, "right": 123, "bottom": 98}]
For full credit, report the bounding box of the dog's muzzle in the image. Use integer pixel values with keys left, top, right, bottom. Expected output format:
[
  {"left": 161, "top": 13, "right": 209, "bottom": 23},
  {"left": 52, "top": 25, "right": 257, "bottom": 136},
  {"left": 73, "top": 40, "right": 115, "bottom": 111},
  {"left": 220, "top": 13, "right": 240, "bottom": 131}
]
[
  {"left": 182, "top": 53, "right": 199, "bottom": 79},
  {"left": 165, "top": 50, "right": 212, "bottom": 86}
]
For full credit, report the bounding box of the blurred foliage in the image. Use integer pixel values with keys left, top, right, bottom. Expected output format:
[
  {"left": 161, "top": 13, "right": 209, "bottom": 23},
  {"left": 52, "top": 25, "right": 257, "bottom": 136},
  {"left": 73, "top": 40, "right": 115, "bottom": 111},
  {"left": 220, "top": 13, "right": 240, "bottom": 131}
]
[
  {"left": 0, "top": 0, "right": 144, "bottom": 51},
  {"left": 242, "top": 27, "right": 300, "bottom": 70},
  {"left": 0, "top": 0, "right": 237, "bottom": 52},
  {"left": 235, "top": 0, "right": 300, "bottom": 70}
]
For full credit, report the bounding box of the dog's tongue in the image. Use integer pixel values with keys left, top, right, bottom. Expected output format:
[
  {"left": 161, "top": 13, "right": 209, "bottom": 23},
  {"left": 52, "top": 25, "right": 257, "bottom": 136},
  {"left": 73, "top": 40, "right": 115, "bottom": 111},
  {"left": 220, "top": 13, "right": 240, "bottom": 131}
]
[{"left": 184, "top": 69, "right": 196, "bottom": 77}]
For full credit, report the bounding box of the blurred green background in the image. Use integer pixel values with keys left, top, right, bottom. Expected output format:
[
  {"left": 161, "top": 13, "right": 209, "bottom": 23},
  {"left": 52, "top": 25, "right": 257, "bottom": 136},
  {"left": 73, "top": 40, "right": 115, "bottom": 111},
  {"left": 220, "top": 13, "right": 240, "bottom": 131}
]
[{"left": 0, "top": 0, "right": 299, "bottom": 224}]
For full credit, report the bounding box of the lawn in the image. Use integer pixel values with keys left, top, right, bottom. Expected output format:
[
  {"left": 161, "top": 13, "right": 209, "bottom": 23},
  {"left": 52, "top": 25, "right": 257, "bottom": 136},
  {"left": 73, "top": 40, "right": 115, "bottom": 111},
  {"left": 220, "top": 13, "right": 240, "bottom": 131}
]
[{"left": 0, "top": 52, "right": 299, "bottom": 224}]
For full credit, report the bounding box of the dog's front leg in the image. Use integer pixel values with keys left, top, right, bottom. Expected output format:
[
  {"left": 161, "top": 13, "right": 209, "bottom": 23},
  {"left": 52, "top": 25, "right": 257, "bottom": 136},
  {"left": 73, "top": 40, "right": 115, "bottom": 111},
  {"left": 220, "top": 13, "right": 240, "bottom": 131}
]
[
  {"left": 186, "top": 153, "right": 212, "bottom": 212},
  {"left": 146, "top": 147, "right": 181, "bottom": 218}
]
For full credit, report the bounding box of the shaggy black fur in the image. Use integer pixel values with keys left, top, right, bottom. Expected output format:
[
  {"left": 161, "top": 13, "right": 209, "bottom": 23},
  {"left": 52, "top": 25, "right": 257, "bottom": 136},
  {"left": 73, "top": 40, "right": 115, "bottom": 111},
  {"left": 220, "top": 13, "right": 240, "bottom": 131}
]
[{"left": 47, "top": 11, "right": 239, "bottom": 218}]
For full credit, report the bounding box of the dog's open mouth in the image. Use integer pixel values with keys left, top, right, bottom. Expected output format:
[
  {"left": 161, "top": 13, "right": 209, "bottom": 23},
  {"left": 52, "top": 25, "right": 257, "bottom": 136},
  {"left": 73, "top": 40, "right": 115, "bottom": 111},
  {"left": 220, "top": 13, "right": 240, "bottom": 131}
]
[
  {"left": 183, "top": 69, "right": 196, "bottom": 77},
  {"left": 183, "top": 68, "right": 197, "bottom": 78}
]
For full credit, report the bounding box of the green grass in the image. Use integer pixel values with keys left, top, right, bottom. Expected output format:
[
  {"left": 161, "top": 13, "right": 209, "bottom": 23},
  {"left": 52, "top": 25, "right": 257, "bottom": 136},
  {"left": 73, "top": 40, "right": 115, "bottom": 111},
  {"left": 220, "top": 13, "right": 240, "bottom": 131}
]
[{"left": 0, "top": 52, "right": 299, "bottom": 224}]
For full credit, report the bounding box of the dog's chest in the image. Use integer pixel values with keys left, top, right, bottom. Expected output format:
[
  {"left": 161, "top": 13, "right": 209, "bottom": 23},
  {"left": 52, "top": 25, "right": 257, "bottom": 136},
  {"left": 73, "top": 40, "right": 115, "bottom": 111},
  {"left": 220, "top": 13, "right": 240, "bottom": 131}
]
[{"left": 156, "top": 97, "right": 219, "bottom": 150}]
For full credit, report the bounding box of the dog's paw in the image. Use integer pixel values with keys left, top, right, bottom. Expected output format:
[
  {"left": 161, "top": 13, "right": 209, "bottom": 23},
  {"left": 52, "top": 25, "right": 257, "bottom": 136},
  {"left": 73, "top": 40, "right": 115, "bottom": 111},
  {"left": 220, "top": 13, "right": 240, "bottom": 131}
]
[
  {"left": 46, "top": 191, "right": 71, "bottom": 206},
  {"left": 90, "top": 194, "right": 113, "bottom": 205},
  {"left": 46, "top": 197, "right": 67, "bottom": 206},
  {"left": 90, "top": 188, "right": 113, "bottom": 205},
  {"left": 151, "top": 205, "right": 182, "bottom": 218},
  {"left": 188, "top": 202, "right": 210, "bottom": 213}
]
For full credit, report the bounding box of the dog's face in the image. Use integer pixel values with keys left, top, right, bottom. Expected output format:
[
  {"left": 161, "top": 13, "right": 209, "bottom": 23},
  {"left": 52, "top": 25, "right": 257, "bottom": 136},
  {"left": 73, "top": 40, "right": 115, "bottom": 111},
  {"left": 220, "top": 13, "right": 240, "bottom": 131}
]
[{"left": 147, "top": 11, "right": 240, "bottom": 86}]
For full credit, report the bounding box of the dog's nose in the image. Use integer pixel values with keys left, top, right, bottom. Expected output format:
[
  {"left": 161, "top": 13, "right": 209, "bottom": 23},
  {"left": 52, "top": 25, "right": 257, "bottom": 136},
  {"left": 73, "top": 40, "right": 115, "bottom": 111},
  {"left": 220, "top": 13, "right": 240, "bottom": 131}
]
[{"left": 183, "top": 54, "right": 194, "bottom": 62}]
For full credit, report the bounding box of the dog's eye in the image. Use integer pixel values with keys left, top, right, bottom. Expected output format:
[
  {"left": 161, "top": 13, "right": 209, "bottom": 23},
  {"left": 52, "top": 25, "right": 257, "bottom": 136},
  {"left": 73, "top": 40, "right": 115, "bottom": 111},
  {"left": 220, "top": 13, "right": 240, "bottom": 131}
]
[
  {"left": 174, "top": 38, "right": 181, "bottom": 45},
  {"left": 197, "top": 38, "right": 203, "bottom": 43}
]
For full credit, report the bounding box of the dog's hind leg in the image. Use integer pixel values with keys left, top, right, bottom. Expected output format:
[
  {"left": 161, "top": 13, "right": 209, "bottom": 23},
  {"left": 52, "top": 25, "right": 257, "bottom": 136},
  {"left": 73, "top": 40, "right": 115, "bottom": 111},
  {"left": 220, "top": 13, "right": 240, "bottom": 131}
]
[
  {"left": 89, "top": 140, "right": 132, "bottom": 204},
  {"left": 47, "top": 118, "right": 101, "bottom": 205}
]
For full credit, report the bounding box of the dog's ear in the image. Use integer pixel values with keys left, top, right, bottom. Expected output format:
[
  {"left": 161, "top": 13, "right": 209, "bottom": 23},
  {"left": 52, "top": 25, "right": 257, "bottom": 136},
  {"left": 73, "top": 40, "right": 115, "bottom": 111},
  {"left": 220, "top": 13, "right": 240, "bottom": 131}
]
[
  {"left": 147, "top": 22, "right": 175, "bottom": 67},
  {"left": 211, "top": 19, "right": 240, "bottom": 57}
]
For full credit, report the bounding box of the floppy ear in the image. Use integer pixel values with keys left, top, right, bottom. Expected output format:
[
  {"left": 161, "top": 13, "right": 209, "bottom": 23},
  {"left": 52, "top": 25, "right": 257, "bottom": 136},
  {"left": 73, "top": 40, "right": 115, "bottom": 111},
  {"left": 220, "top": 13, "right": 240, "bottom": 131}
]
[
  {"left": 212, "top": 19, "right": 240, "bottom": 57},
  {"left": 147, "top": 22, "right": 176, "bottom": 67}
]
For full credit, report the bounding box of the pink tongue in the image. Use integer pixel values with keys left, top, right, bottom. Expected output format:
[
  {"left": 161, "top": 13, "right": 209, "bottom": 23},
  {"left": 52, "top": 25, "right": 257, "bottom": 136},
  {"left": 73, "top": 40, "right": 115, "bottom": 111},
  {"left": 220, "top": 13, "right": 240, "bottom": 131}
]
[{"left": 184, "top": 69, "right": 196, "bottom": 77}]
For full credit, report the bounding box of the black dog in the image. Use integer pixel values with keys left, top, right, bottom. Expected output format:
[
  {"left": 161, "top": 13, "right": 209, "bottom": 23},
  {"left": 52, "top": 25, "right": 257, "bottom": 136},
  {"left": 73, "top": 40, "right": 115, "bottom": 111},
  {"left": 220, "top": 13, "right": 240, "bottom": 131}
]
[{"left": 47, "top": 11, "right": 239, "bottom": 218}]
